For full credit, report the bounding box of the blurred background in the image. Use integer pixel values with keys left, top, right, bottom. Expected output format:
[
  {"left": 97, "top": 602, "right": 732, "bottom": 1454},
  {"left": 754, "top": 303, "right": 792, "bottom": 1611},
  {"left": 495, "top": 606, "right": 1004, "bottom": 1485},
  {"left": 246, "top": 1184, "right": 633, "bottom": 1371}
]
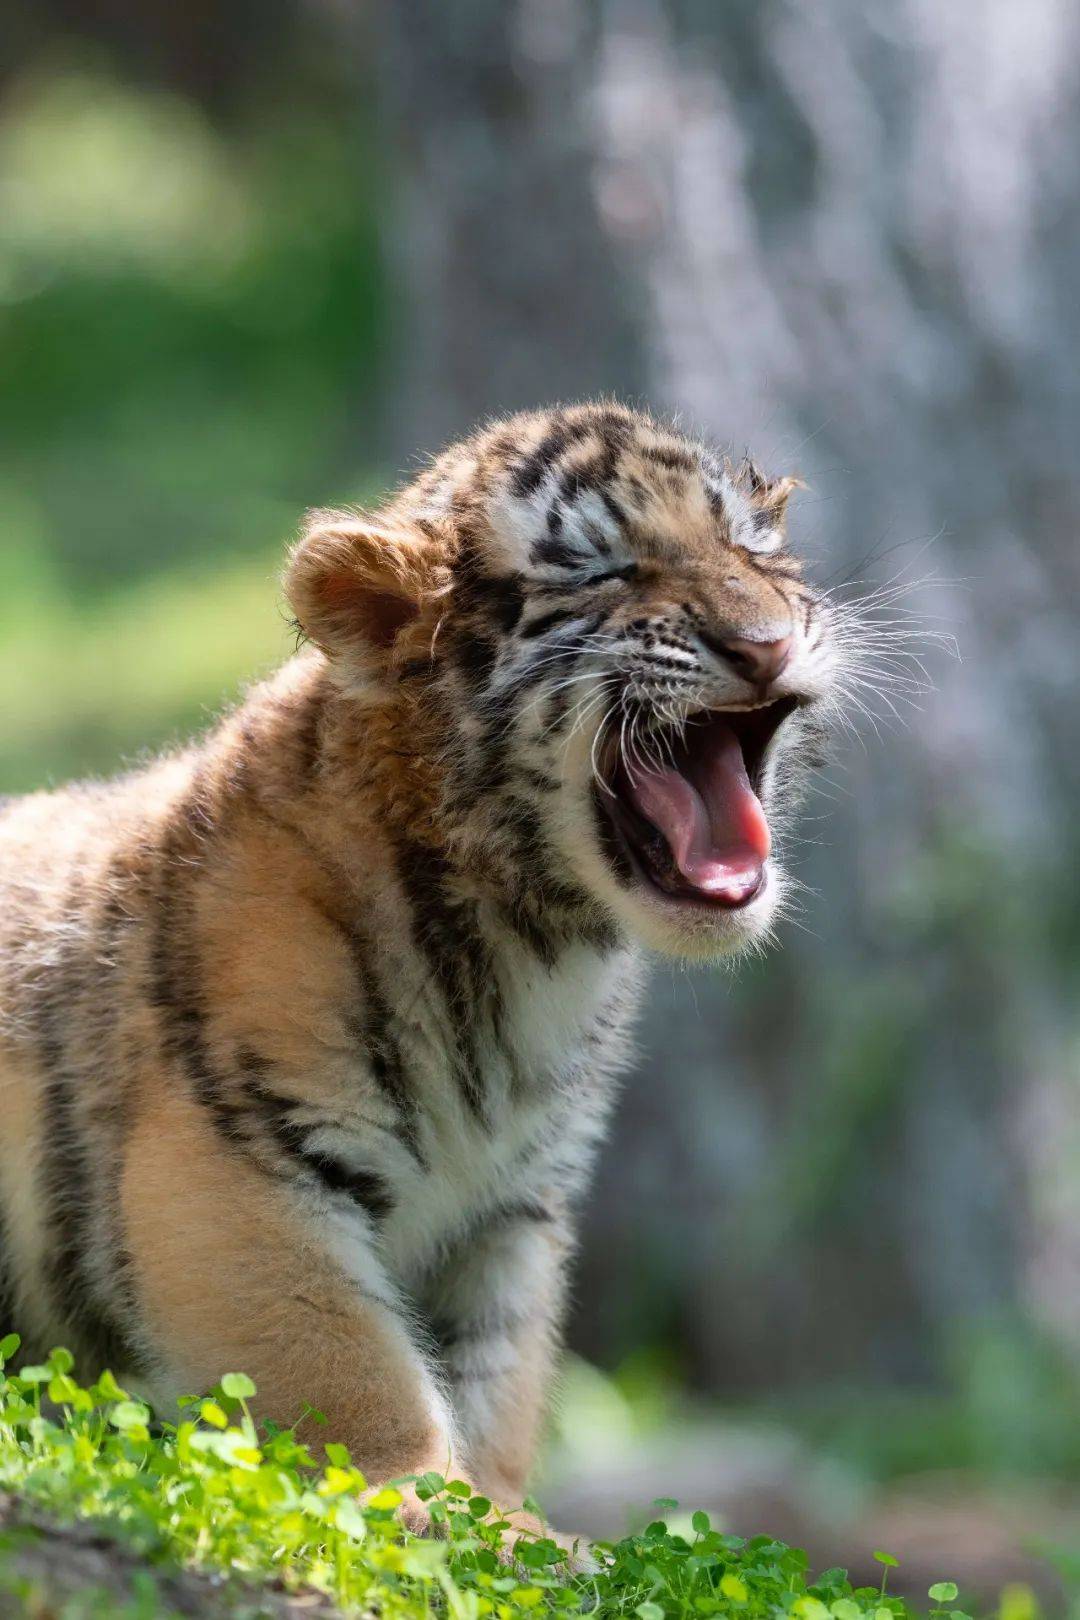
[{"left": 3, "top": 0, "right": 1080, "bottom": 1601}]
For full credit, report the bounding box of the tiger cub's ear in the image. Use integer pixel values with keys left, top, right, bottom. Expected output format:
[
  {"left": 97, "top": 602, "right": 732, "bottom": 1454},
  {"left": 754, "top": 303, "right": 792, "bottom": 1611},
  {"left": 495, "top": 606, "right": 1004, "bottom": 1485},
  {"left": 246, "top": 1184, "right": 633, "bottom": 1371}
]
[
  {"left": 286, "top": 510, "right": 448, "bottom": 668},
  {"left": 738, "top": 459, "right": 804, "bottom": 520}
]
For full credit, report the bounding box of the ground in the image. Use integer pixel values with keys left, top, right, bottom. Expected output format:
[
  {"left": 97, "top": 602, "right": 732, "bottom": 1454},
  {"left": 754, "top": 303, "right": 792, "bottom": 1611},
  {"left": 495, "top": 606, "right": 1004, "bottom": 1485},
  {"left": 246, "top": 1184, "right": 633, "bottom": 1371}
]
[{"left": 0, "top": 1338, "right": 976, "bottom": 1620}]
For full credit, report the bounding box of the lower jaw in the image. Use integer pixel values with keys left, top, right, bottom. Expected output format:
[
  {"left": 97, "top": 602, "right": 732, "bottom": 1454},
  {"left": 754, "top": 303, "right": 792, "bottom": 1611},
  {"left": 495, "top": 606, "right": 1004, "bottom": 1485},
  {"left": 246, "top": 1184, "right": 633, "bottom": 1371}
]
[
  {"left": 596, "top": 789, "right": 768, "bottom": 917},
  {"left": 627, "top": 849, "right": 768, "bottom": 916}
]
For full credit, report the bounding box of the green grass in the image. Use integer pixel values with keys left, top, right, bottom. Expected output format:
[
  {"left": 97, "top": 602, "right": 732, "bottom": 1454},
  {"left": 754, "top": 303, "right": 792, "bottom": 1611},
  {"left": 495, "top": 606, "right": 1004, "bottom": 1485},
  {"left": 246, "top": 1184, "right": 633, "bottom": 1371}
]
[
  {"left": 0, "top": 546, "right": 294, "bottom": 794},
  {"left": 0, "top": 51, "right": 387, "bottom": 799},
  {"left": 0, "top": 1338, "right": 965, "bottom": 1620}
]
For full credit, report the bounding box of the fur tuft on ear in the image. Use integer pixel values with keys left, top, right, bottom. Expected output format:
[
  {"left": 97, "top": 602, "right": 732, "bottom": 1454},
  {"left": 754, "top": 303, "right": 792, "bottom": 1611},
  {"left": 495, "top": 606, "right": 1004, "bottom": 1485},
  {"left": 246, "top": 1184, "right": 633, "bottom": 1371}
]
[
  {"left": 754, "top": 472, "right": 804, "bottom": 520},
  {"left": 726, "top": 459, "right": 805, "bottom": 554},
  {"left": 286, "top": 509, "right": 448, "bottom": 669},
  {"left": 738, "top": 461, "right": 805, "bottom": 522}
]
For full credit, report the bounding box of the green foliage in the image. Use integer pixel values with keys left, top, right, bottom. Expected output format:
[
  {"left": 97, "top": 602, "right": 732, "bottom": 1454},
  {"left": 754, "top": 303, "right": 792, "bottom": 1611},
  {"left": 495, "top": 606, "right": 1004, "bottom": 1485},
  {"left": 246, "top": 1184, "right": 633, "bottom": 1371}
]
[
  {"left": 0, "top": 1338, "right": 960, "bottom": 1620},
  {"left": 0, "top": 51, "right": 390, "bottom": 799},
  {"left": 0, "top": 59, "right": 386, "bottom": 600},
  {"left": 752, "top": 1311, "right": 1080, "bottom": 1487},
  {"left": 0, "top": 546, "right": 292, "bottom": 793}
]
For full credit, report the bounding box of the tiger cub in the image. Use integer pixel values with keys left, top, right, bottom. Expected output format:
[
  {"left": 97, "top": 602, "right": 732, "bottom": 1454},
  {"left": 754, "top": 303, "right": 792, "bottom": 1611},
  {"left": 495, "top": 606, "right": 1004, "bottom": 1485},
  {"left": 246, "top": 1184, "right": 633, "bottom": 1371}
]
[{"left": 0, "top": 402, "right": 839, "bottom": 1541}]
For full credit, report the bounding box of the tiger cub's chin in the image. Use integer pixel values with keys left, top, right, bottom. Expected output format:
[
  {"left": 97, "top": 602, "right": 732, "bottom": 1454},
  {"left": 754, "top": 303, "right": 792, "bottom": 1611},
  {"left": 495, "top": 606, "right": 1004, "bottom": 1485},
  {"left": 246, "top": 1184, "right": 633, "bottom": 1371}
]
[{"left": 0, "top": 401, "right": 838, "bottom": 1525}]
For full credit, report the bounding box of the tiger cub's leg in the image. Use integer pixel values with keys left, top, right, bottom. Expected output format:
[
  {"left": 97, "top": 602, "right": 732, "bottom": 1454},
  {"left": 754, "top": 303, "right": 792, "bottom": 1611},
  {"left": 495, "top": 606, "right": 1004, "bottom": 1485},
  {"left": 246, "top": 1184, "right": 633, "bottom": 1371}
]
[
  {"left": 120, "top": 1089, "right": 464, "bottom": 1527},
  {"left": 422, "top": 1202, "right": 573, "bottom": 1533}
]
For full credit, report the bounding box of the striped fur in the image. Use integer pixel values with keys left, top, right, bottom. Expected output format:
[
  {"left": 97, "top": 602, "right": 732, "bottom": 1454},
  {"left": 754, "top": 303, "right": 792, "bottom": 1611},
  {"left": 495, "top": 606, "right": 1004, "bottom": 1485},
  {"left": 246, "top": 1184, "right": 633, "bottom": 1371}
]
[{"left": 0, "top": 402, "right": 840, "bottom": 1539}]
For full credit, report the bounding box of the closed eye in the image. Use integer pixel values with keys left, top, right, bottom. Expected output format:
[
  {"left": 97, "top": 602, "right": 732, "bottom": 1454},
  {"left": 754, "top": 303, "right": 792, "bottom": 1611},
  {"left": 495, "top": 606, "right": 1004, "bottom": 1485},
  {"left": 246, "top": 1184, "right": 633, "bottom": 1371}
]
[
  {"left": 518, "top": 562, "right": 638, "bottom": 637},
  {"left": 585, "top": 562, "right": 638, "bottom": 586}
]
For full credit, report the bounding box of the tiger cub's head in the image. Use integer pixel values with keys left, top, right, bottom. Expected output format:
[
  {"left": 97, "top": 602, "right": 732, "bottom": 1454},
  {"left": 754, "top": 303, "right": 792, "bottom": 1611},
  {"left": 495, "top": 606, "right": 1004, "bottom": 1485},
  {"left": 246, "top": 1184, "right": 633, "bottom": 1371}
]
[{"left": 287, "top": 402, "right": 842, "bottom": 961}]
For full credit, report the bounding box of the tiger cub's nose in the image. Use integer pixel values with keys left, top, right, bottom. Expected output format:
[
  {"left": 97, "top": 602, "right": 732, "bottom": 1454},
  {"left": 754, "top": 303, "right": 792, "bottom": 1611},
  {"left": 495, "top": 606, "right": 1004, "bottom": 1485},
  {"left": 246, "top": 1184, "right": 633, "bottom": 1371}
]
[{"left": 706, "top": 632, "right": 793, "bottom": 687}]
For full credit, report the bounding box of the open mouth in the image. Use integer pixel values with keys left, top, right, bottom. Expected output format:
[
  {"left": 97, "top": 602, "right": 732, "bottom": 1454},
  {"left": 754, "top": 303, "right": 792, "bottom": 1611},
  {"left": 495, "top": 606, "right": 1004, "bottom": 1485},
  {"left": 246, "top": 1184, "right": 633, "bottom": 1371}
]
[{"left": 597, "top": 697, "right": 799, "bottom": 910}]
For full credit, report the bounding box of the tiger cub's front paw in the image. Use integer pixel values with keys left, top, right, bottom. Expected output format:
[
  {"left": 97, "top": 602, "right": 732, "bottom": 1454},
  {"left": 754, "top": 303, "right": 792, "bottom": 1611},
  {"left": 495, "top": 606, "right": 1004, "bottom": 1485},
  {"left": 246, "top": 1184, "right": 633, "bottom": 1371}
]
[
  {"left": 389, "top": 1482, "right": 453, "bottom": 1540},
  {"left": 496, "top": 1508, "right": 596, "bottom": 1575}
]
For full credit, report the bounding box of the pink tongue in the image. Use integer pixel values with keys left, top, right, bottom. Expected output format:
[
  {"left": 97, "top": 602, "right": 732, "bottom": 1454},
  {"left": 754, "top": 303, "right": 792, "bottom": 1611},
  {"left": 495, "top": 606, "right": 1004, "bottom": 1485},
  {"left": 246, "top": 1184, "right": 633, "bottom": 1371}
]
[{"left": 625, "top": 721, "right": 770, "bottom": 903}]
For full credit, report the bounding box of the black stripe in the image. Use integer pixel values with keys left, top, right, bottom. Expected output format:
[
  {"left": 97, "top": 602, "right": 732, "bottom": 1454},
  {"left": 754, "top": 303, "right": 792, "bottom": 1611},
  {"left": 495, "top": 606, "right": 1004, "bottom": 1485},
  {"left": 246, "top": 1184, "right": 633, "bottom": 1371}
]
[
  {"left": 556, "top": 435, "right": 627, "bottom": 506},
  {"left": 599, "top": 488, "right": 626, "bottom": 530},
  {"left": 753, "top": 556, "right": 801, "bottom": 579},
  {"left": 482, "top": 575, "right": 526, "bottom": 634},
  {"left": 486, "top": 1198, "right": 554, "bottom": 1227},
  {"left": 508, "top": 410, "right": 628, "bottom": 502},
  {"left": 504, "top": 899, "right": 559, "bottom": 967},
  {"left": 395, "top": 839, "right": 495, "bottom": 1124},
  {"left": 83, "top": 852, "right": 142, "bottom": 1139},
  {"left": 490, "top": 651, "right": 559, "bottom": 706},
  {"left": 34, "top": 883, "right": 144, "bottom": 1372},
  {"left": 228, "top": 898, "right": 427, "bottom": 1176},
  {"left": 508, "top": 417, "right": 580, "bottom": 497},
  {"left": 494, "top": 801, "right": 568, "bottom": 967},
  {"left": 344, "top": 927, "right": 427, "bottom": 1167},
  {"left": 516, "top": 767, "right": 559, "bottom": 796},
  {"left": 300, "top": 1156, "right": 394, "bottom": 1218},
  {"left": 462, "top": 621, "right": 586, "bottom": 797},
  {"left": 290, "top": 679, "right": 327, "bottom": 785},
  {"left": 739, "top": 550, "right": 798, "bottom": 599},
  {"left": 588, "top": 407, "right": 634, "bottom": 451},
  {"left": 551, "top": 460, "right": 619, "bottom": 551},
  {"left": 528, "top": 578, "right": 600, "bottom": 601},
  {"left": 498, "top": 798, "right": 555, "bottom": 873},
  {"left": 530, "top": 533, "right": 590, "bottom": 570},
  {"left": 430, "top": 1307, "right": 530, "bottom": 1357},
  {"left": 580, "top": 519, "right": 613, "bottom": 556},
  {"left": 451, "top": 566, "right": 529, "bottom": 650},
  {"left": 535, "top": 668, "right": 582, "bottom": 740},
  {"left": 229, "top": 1059, "right": 401, "bottom": 1222},
  {"left": 147, "top": 780, "right": 279, "bottom": 1182},
  {"left": 641, "top": 443, "right": 696, "bottom": 473},
  {"left": 462, "top": 726, "right": 512, "bottom": 798},
  {"left": 231, "top": 819, "right": 425, "bottom": 1165},
  {"left": 555, "top": 460, "right": 603, "bottom": 506},
  {"left": 519, "top": 606, "right": 580, "bottom": 640},
  {"left": 504, "top": 611, "right": 605, "bottom": 696},
  {"left": 261, "top": 1106, "right": 396, "bottom": 1220},
  {"left": 453, "top": 628, "right": 500, "bottom": 689},
  {"left": 149, "top": 786, "right": 228, "bottom": 1125},
  {"left": 150, "top": 781, "right": 411, "bottom": 1214}
]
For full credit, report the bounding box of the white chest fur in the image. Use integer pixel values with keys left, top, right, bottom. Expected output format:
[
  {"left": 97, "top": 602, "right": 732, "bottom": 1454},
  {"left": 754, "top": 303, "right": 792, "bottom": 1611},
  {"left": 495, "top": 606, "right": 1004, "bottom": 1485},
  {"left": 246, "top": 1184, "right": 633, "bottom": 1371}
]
[{"left": 321, "top": 938, "right": 643, "bottom": 1285}]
